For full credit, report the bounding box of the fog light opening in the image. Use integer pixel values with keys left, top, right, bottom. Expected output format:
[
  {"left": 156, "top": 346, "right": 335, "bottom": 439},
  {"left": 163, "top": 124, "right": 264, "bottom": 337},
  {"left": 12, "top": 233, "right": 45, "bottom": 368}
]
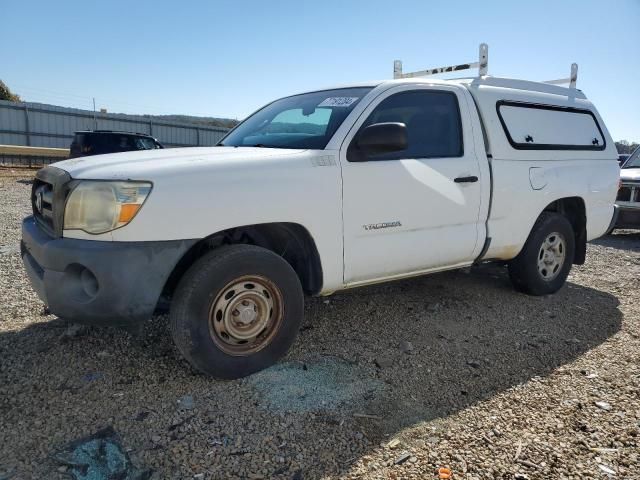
[
  {"left": 80, "top": 267, "right": 99, "bottom": 298},
  {"left": 63, "top": 263, "right": 100, "bottom": 303}
]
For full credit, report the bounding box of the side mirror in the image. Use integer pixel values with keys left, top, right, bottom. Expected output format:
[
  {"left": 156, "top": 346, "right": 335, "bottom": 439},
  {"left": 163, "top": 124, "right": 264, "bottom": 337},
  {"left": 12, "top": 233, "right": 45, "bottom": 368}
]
[{"left": 356, "top": 122, "right": 408, "bottom": 158}]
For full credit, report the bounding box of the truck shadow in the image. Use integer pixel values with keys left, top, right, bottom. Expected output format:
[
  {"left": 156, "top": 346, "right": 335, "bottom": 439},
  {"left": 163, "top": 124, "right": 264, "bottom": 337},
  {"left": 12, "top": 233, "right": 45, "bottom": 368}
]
[
  {"left": 296, "top": 263, "right": 622, "bottom": 437},
  {"left": 0, "top": 263, "right": 623, "bottom": 479},
  {"left": 591, "top": 230, "right": 640, "bottom": 252}
]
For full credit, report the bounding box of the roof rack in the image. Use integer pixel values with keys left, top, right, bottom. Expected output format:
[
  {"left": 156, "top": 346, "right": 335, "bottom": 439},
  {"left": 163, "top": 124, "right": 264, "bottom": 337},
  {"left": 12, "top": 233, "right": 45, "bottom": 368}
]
[
  {"left": 394, "top": 43, "right": 489, "bottom": 79},
  {"left": 393, "top": 43, "right": 578, "bottom": 89},
  {"left": 543, "top": 63, "right": 578, "bottom": 89}
]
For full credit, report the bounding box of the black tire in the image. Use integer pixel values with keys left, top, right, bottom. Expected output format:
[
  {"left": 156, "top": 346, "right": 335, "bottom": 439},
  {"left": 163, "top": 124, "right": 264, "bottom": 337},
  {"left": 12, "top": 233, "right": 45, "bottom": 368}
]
[
  {"left": 170, "top": 244, "right": 304, "bottom": 379},
  {"left": 508, "top": 212, "right": 575, "bottom": 296}
]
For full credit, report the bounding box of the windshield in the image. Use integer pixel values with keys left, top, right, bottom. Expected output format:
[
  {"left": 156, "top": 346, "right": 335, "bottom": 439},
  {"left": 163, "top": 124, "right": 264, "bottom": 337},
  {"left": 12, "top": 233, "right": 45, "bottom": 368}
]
[
  {"left": 622, "top": 146, "right": 640, "bottom": 168},
  {"left": 219, "top": 87, "right": 373, "bottom": 149}
]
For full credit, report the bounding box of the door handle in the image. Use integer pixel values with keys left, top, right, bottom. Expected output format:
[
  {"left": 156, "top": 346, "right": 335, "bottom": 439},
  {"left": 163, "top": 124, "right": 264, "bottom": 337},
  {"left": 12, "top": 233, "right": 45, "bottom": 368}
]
[{"left": 454, "top": 175, "right": 478, "bottom": 183}]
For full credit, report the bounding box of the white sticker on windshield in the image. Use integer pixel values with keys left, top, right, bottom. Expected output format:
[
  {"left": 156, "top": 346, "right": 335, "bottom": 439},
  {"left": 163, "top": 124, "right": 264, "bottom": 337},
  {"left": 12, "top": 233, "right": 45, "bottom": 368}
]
[{"left": 318, "top": 97, "right": 359, "bottom": 108}]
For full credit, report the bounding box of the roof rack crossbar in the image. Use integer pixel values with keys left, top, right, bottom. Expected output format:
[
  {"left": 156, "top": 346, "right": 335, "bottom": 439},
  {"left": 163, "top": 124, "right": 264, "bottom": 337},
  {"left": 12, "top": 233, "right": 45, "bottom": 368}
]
[
  {"left": 543, "top": 63, "right": 578, "bottom": 89},
  {"left": 394, "top": 43, "right": 489, "bottom": 79},
  {"left": 393, "top": 44, "right": 578, "bottom": 89}
]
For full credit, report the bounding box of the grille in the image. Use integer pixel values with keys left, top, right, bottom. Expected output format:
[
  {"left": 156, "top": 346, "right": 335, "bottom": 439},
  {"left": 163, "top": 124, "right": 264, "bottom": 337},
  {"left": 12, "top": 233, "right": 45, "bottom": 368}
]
[
  {"left": 31, "top": 167, "right": 72, "bottom": 237},
  {"left": 32, "top": 179, "right": 55, "bottom": 234},
  {"left": 617, "top": 183, "right": 639, "bottom": 204},
  {"left": 617, "top": 186, "right": 632, "bottom": 202}
]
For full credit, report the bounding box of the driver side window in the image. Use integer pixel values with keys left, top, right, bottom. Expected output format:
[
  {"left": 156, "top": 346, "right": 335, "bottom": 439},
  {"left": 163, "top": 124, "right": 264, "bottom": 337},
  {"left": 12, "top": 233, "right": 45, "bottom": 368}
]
[{"left": 351, "top": 90, "right": 463, "bottom": 161}]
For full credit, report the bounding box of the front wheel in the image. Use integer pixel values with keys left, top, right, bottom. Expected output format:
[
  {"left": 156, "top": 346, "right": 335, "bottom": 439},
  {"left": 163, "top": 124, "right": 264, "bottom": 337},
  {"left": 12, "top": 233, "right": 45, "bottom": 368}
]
[
  {"left": 508, "top": 212, "right": 575, "bottom": 296},
  {"left": 170, "top": 244, "right": 304, "bottom": 379}
]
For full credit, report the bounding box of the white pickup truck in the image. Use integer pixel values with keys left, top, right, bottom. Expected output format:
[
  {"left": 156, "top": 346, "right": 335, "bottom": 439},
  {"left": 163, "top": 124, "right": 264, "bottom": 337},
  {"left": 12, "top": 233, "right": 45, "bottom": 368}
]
[{"left": 22, "top": 47, "right": 619, "bottom": 378}]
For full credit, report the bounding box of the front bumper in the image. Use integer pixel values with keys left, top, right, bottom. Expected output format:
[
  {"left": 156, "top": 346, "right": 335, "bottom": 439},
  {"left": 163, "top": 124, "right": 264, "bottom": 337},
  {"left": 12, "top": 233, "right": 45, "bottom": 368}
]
[
  {"left": 613, "top": 204, "right": 640, "bottom": 230},
  {"left": 21, "top": 216, "right": 196, "bottom": 326}
]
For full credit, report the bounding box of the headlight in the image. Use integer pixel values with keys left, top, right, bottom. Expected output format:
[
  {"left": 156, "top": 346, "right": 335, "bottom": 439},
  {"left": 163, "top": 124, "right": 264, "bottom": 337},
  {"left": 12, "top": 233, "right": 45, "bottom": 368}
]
[{"left": 64, "top": 181, "right": 152, "bottom": 234}]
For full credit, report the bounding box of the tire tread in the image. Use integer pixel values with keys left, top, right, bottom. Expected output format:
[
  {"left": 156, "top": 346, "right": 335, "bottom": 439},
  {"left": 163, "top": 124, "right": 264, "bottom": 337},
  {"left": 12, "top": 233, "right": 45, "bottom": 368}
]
[{"left": 169, "top": 244, "right": 304, "bottom": 378}]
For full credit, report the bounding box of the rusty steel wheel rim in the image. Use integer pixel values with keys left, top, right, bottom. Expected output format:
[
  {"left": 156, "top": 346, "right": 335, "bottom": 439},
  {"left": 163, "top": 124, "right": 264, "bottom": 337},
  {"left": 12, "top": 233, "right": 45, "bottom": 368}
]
[{"left": 208, "top": 275, "right": 284, "bottom": 356}]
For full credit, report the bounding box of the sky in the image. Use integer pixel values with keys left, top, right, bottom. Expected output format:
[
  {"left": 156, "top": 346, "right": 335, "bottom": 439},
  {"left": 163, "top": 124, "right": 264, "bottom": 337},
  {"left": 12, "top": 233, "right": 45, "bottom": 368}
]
[{"left": 2, "top": 0, "right": 639, "bottom": 142}]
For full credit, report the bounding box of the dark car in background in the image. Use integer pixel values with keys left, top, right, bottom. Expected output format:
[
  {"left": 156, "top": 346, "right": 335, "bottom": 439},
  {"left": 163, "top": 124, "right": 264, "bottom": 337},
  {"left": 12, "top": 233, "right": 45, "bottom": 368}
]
[
  {"left": 612, "top": 146, "right": 640, "bottom": 231},
  {"left": 69, "top": 130, "right": 163, "bottom": 158}
]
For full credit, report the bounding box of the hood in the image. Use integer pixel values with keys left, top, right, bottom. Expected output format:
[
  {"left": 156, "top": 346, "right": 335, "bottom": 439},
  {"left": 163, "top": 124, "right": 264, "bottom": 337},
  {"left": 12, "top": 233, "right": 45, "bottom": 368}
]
[
  {"left": 620, "top": 167, "right": 640, "bottom": 182},
  {"left": 53, "top": 146, "right": 305, "bottom": 180}
]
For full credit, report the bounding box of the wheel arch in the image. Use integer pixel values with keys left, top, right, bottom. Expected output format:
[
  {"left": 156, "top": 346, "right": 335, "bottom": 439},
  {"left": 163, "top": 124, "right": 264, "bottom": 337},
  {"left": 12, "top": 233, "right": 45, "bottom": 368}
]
[
  {"left": 160, "top": 222, "right": 324, "bottom": 306},
  {"left": 542, "top": 196, "right": 587, "bottom": 264}
]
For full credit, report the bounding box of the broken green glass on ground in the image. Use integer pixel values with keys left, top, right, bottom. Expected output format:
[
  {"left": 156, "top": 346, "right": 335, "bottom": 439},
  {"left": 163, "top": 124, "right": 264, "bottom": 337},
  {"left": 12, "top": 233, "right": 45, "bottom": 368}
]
[{"left": 53, "top": 427, "right": 151, "bottom": 480}]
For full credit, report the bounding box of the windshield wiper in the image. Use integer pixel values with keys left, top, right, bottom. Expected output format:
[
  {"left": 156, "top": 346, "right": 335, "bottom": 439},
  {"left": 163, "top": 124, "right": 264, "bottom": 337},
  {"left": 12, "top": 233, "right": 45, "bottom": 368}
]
[
  {"left": 240, "top": 144, "right": 286, "bottom": 148},
  {"left": 221, "top": 143, "right": 300, "bottom": 149}
]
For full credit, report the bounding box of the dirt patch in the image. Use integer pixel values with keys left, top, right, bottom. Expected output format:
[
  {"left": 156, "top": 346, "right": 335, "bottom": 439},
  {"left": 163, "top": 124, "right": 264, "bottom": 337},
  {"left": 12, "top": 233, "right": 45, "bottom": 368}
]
[
  {"left": 246, "top": 356, "right": 385, "bottom": 413},
  {"left": 0, "top": 167, "right": 37, "bottom": 178}
]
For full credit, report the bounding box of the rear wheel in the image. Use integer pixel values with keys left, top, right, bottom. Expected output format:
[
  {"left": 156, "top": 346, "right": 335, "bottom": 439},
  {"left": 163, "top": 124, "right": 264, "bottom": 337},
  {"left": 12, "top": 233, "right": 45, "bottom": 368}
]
[
  {"left": 170, "top": 244, "right": 304, "bottom": 379},
  {"left": 508, "top": 212, "right": 575, "bottom": 295}
]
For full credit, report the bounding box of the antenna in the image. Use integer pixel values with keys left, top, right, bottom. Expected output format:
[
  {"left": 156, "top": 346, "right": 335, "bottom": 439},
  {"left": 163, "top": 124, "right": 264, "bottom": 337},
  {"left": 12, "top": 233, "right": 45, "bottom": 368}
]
[
  {"left": 394, "top": 43, "right": 489, "bottom": 79},
  {"left": 92, "top": 97, "right": 97, "bottom": 129}
]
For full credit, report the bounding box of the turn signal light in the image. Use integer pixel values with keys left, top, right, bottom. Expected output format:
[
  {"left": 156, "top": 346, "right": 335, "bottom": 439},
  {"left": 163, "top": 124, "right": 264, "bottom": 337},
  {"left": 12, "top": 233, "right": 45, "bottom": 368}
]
[{"left": 118, "top": 203, "right": 142, "bottom": 223}]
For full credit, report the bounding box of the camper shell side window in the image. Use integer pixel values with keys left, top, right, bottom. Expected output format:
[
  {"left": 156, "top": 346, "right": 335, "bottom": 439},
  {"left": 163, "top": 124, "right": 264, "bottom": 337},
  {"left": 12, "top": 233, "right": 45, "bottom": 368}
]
[{"left": 496, "top": 101, "right": 606, "bottom": 151}]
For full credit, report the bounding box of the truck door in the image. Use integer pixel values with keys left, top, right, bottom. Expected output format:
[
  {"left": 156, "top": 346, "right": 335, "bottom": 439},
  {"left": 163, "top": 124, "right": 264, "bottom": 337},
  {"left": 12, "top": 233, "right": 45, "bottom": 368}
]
[{"left": 340, "top": 85, "right": 484, "bottom": 284}]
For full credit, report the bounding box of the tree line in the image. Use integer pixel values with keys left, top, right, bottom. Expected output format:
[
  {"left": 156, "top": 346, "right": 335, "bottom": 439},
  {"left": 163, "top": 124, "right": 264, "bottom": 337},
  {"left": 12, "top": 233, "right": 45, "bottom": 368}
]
[{"left": 615, "top": 140, "right": 639, "bottom": 155}]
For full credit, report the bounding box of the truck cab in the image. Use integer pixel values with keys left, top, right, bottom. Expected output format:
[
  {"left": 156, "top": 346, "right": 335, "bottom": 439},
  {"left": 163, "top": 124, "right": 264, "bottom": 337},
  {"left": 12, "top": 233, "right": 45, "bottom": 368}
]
[{"left": 21, "top": 45, "right": 619, "bottom": 378}]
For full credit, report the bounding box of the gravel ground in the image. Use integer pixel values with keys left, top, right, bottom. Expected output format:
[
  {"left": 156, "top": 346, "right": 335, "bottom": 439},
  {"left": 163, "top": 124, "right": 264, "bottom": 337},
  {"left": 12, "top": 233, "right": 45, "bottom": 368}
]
[{"left": 1, "top": 168, "right": 638, "bottom": 480}]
